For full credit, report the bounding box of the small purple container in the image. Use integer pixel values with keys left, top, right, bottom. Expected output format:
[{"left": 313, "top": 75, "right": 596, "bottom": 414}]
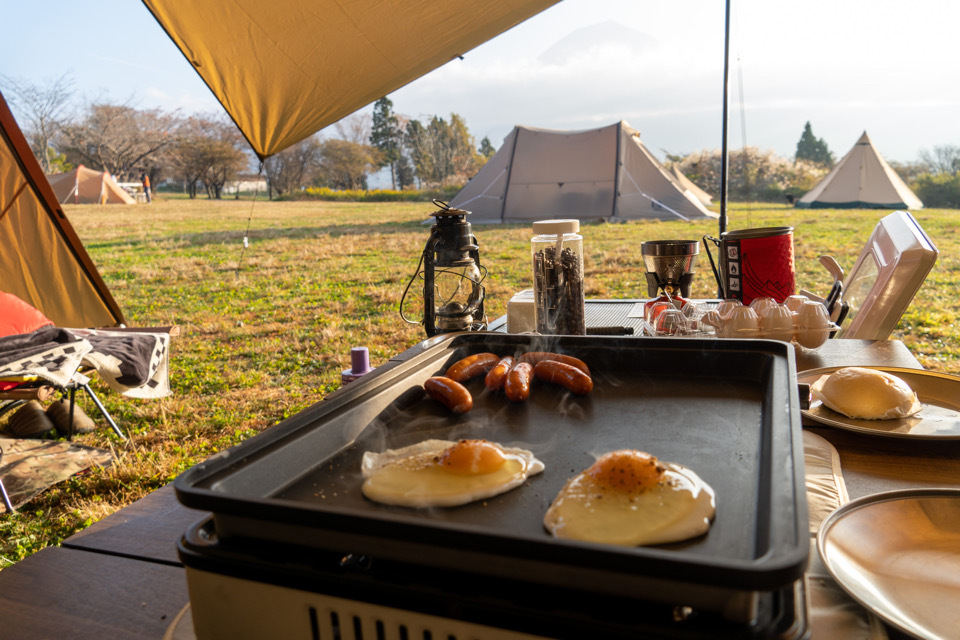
[{"left": 341, "top": 347, "right": 374, "bottom": 385}]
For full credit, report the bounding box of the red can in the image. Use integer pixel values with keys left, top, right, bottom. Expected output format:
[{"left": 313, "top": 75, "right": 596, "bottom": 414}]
[{"left": 703, "top": 227, "right": 795, "bottom": 305}]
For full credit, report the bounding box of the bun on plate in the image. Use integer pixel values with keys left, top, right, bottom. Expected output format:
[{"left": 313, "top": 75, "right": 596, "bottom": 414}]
[{"left": 811, "top": 367, "right": 921, "bottom": 420}]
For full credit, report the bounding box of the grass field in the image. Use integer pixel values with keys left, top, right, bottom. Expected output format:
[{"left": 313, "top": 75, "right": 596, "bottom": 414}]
[{"left": 1, "top": 198, "right": 958, "bottom": 567}]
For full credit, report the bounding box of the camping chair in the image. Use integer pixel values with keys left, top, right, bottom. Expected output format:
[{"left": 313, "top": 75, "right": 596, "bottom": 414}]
[{"left": 0, "top": 372, "right": 125, "bottom": 440}]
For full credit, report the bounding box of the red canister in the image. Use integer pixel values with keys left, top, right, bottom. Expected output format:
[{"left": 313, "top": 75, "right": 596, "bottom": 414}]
[{"left": 703, "top": 227, "right": 795, "bottom": 305}]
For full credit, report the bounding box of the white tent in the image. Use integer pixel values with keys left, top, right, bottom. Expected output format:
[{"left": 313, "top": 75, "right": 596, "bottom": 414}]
[
  {"left": 449, "top": 121, "right": 717, "bottom": 224},
  {"left": 797, "top": 132, "right": 923, "bottom": 209}
]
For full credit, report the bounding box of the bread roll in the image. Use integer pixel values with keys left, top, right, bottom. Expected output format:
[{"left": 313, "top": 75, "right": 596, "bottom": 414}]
[{"left": 811, "top": 367, "right": 922, "bottom": 420}]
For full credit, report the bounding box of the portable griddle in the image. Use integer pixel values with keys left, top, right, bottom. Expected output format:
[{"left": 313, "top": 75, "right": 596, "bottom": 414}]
[{"left": 175, "top": 334, "right": 810, "bottom": 639}]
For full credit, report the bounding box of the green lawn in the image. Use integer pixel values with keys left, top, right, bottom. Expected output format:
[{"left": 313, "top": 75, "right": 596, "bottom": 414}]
[{"left": 1, "top": 198, "right": 957, "bottom": 566}]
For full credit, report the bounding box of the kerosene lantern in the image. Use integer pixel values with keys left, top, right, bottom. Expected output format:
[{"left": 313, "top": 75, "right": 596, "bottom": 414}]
[{"left": 400, "top": 200, "right": 487, "bottom": 337}]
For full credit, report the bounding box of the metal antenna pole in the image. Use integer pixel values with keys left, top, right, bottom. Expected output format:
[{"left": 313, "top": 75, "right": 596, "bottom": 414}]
[
  {"left": 719, "top": 0, "right": 731, "bottom": 238},
  {"left": 717, "top": 0, "right": 732, "bottom": 298}
]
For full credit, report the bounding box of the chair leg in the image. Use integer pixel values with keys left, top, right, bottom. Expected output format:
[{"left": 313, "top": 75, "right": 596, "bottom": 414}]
[
  {"left": 81, "top": 383, "right": 126, "bottom": 440},
  {"left": 0, "top": 478, "right": 14, "bottom": 514},
  {"left": 67, "top": 387, "right": 76, "bottom": 441}
]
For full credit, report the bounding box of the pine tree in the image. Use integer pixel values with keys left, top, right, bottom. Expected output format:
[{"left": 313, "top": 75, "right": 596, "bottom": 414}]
[
  {"left": 370, "top": 97, "right": 402, "bottom": 188},
  {"left": 795, "top": 122, "right": 835, "bottom": 168},
  {"left": 479, "top": 136, "right": 495, "bottom": 158}
]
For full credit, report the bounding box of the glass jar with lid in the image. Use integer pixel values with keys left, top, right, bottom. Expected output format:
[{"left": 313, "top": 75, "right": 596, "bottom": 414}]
[{"left": 531, "top": 219, "right": 585, "bottom": 335}]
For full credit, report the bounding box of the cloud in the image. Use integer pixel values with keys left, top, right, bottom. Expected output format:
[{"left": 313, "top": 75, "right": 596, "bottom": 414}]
[{"left": 142, "top": 86, "right": 221, "bottom": 114}]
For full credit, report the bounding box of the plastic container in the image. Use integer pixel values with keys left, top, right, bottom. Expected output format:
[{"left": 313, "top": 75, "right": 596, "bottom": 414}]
[
  {"left": 341, "top": 347, "right": 373, "bottom": 384},
  {"left": 531, "top": 219, "right": 585, "bottom": 335}
]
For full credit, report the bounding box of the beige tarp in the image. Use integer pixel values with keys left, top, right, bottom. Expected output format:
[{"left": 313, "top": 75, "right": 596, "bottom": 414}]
[
  {"left": 142, "top": 0, "right": 559, "bottom": 159},
  {"left": 0, "top": 91, "right": 125, "bottom": 328},
  {"left": 449, "top": 121, "right": 718, "bottom": 223},
  {"left": 797, "top": 131, "right": 923, "bottom": 210},
  {"left": 47, "top": 166, "right": 136, "bottom": 205}
]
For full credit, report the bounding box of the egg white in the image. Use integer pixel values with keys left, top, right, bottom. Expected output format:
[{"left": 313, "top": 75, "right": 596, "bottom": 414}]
[
  {"left": 543, "top": 462, "right": 716, "bottom": 546},
  {"left": 361, "top": 439, "right": 545, "bottom": 508}
]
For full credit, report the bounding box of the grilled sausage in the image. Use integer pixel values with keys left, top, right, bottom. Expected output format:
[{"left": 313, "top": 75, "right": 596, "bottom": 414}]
[
  {"left": 445, "top": 352, "right": 500, "bottom": 383},
  {"left": 519, "top": 352, "right": 590, "bottom": 376},
  {"left": 484, "top": 356, "right": 514, "bottom": 392},
  {"left": 504, "top": 362, "right": 535, "bottom": 402},
  {"left": 424, "top": 376, "right": 473, "bottom": 413},
  {"left": 534, "top": 360, "right": 594, "bottom": 395}
]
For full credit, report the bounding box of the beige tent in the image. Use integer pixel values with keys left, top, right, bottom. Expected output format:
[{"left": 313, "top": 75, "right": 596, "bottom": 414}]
[
  {"left": 449, "top": 121, "right": 718, "bottom": 223},
  {"left": 143, "top": 0, "right": 558, "bottom": 159},
  {"left": 669, "top": 164, "right": 713, "bottom": 207},
  {"left": 0, "top": 91, "right": 125, "bottom": 327},
  {"left": 47, "top": 165, "right": 136, "bottom": 205},
  {"left": 797, "top": 132, "right": 923, "bottom": 209}
]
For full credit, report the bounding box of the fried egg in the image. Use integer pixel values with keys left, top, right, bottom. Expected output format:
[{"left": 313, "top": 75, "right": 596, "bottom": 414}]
[
  {"left": 543, "top": 450, "right": 716, "bottom": 546},
  {"left": 361, "top": 439, "right": 545, "bottom": 508}
]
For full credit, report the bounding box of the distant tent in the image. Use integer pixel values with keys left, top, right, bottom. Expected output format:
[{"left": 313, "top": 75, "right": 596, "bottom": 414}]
[
  {"left": 0, "top": 91, "right": 125, "bottom": 327},
  {"left": 668, "top": 164, "right": 713, "bottom": 206},
  {"left": 797, "top": 132, "right": 922, "bottom": 209},
  {"left": 449, "top": 121, "right": 717, "bottom": 223},
  {"left": 46, "top": 165, "right": 136, "bottom": 205}
]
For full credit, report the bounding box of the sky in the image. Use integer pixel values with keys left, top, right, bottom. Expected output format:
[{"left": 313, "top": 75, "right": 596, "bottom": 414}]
[{"left": 3, "top": 0, "right": 959, "bottom": 167}]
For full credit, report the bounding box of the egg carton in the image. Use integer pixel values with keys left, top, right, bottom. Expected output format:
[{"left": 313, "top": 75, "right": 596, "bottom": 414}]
[{"left": 643, "top": 296, "right": 839, "bottom": 350}]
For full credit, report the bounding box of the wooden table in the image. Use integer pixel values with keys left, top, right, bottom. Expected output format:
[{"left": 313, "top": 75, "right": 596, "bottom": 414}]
[{"left": 1, "top": 329, "right": 957, "bottom": 639}]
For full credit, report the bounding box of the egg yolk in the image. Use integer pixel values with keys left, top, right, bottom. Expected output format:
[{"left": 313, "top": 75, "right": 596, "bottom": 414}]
[
  {"left": 586, "top": 450, "right": 664, "bottom": 491},
  {"left": 438, "top": 439, "right": 506, "bottom": 475}
]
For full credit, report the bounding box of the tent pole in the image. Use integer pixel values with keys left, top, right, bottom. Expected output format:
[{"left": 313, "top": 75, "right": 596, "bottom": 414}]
[
  {"left": 719, "top": 0, "right": 731, "bottom": 237},
  {"left": 717, "top": 0, "right": 731, "bottom": 297},
  {"left": 499, "top": 128, "right": 522, "bottom": 222}
]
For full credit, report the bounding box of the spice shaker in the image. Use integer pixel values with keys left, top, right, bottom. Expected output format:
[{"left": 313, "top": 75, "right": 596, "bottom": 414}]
[{"left": 531, "top": 219, "right": 585, "bottom": 335}]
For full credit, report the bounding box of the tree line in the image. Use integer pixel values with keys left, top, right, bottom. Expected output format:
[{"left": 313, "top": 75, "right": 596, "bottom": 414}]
[
  {"left": 1, "top": 74, "right": 494, "bottom": 200},
  {"left": 4, "top": 74, "right": 960, "bottom": 206},
  {"left": 670, "top": 122, "right": 960, "bottom": 207}
]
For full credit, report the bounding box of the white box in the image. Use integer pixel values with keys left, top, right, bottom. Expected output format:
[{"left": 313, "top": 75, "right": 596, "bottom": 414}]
[{"left": 506, "top": 289, "right": 535, "bottom": 333}]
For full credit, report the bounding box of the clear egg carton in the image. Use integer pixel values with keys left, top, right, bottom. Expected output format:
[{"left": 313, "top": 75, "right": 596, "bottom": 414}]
[{"left": 643, "top": 296, "right": 840, "bottom": 351}]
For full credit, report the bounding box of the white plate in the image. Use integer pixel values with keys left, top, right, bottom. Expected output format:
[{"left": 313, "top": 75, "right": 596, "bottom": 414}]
[
  {"left": 798, "top": 366, "right": 960, "bottom": 439},
  {"left": 817, "top": 489, "right": 960, "bottom": 639}
]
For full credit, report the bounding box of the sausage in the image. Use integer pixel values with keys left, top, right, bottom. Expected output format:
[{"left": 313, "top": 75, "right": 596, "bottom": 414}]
[
  {"left": 519, "top": 352, "right": 590, "bottom": 376},
  {"left": 445, "top": 352, "right": 500, "bottom": 383},
  {"left": 504, "top": 362, "right": 535, "bottom": 402},
  {"left": 424, "top": 376, "right": 473, "bottom": 413},
  {"left": 484, "top": 356, "right": 514, "bottom": 392},
  {"left": 534, "top": 360, "right": 594, "bottom": 395}
]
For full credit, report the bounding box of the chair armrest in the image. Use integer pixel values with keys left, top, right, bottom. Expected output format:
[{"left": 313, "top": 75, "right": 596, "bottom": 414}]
[
  {"left": 0, "top": 385, "right": 57, "bottom": 402},
  {"left": 95, "top": 325, "right": 181, "bottom": 339}
]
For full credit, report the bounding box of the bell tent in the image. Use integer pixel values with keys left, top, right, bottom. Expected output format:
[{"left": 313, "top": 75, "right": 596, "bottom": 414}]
[
  {"left": 46, "top": 165, "right": 136, "bottom": 205},
  {"left": 797, "top": 132, "right": 922, "bottom": 210},
  {"left": 449, "top": 121, "right": 718, "bottom": 223},
  {"left": 0, "top": 91, "right": 125, "bottom": 328}
]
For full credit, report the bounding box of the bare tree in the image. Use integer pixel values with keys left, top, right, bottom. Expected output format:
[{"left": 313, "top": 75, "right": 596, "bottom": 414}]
[
  {"left": 919, "top": 145, "right": 960, "bottom": 175},
  {"left": 169, "top": 114, "right": 249, "bottom": 199},
  {"left": 59, "top": 100, "right": 176, "bottom": 180},
  {"left": 0, "top": 72, "right": 75, "bottom": 173},
  {"left": 263, "top": 135, "right": 322, "bottom": 198},
  {"left": 334, "top": 112, "right": 372, "bottom": 145}
]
